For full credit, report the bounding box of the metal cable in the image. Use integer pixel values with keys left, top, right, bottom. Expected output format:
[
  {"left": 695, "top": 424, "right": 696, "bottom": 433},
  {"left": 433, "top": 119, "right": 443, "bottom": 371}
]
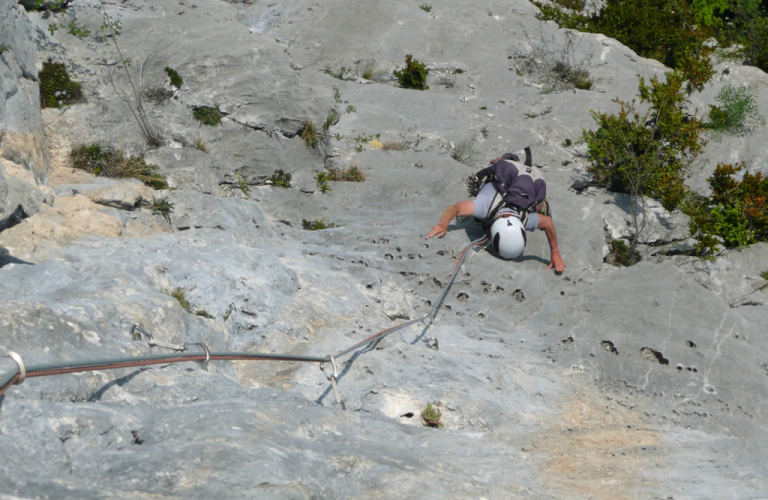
[{"left": 0, "top": 239, "right": 488, "bottom": 399}]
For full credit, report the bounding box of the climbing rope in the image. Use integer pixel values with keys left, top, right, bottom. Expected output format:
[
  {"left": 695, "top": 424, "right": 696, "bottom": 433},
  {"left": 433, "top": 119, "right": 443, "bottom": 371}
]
[{"left": 0, "top": 237, "right": 488, "bottom": 400}]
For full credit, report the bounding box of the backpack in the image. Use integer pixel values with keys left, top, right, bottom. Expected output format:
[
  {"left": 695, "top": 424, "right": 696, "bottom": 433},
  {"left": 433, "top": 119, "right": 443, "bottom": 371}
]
[{"left": 472, "top": 147, "right": 547, "bottom": 223}]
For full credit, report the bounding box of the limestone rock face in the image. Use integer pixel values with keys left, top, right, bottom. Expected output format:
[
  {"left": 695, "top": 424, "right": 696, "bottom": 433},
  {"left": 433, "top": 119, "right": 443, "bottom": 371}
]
[
  {"left": 0, "top": 0, "right": 767, "bottom": 498},
  {"left": 0, "top": 0, "right": 49, "bottom": 231},
  {"left": 0, "top": 0, "right": 50, "bottom": 180}
]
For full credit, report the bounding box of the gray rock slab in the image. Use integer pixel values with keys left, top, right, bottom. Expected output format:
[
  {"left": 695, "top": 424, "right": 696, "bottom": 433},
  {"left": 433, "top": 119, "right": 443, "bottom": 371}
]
[
  {"left": 0, "top": 164, "right": 43, "bottom": 231},
  {"left": 2, "top": 0, "right": 767, "bottom": 498}
]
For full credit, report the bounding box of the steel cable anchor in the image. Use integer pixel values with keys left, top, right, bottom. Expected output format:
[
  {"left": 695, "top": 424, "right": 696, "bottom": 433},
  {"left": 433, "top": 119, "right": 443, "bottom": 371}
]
[
  {"left": 420, "top": 312, "right": 439, "bottom": 351},
  {"left": 4, "top": 351, "right": 26, "bottom": 385},
  {"left": 188, "top": 342, "right": 210, "bottom": 371},
  {"left": 319, "top": 356, "right": 346, "bottom": 410}
]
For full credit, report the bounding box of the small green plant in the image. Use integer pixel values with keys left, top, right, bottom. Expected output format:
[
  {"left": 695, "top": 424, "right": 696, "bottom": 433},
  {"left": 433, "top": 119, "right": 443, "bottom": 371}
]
[
  {"left": 66, "top": 20, "right": 91, "bottom": 38},
  {"left": 302, "top": 219, "right": 337, "bottom": 230},
  {"left": 39, "top": 58, "right": 83, "bottom": 109},
  {"left": 151, "top": 197, "right": 174, "bottom": 221},
  {"left": 333, "top": 86, "right": 342, "bottom": 104},
  {"left": 454, "top": 68, "right": 464, "bottom": 74},
  {"left": 0, "top": 44, "right": 10, "bottom": 55},
  {"left": 346, "top": 105, "right": 356, "bottom": 113},
  {"left": 70, "top": 144, "right": 168, "bottom": 189},
  {"left": 323, "top": 111, "right": 338, "bottom": 133},
  {"left": 195, "top": 309, "right": 214, "bottom": 319},
  {"left": 354, "top": 133, "right": 380, "bottom": 144},
  {"left": 235, "top": 172, "right": 251, "bottom": 195},
  {"left": 761, "top": 270, "right": 768, "bottom": 280},
  {"left": 480, "top": 126, "right": 489, "bottom": 138},
  {"left": 334, "top": 132, "right": 343, "bottom": 141},
  {"left": 393, "top": 54, "right": 429, "bottom": 90},
  {"left": 299, "top": 119, "right": 319, "bottom": 149},
  {"left": 316, "top": 171, "right": 332, "bottom": 194},
  {"left": 606, "top": 239, "right": 640, "bottom": 267},
  {"left": 269, "top": 169, "right": 292, "bottom": 188},
  {"left": 419, "top": 4, "right": 432, "bottom": 12},
  {"left": 421, "top": 403, "right": 443, "bottom": 428},
  {"left": 327, "top": 164, "right": 366, "bottom": 182},
  {"left": 222, "top": 302, "right": 236, "bottom": 321},
  {"left": 164, "top": 66, "right": 183, "bottom": 88},
  {"left": 479, "top": 106, "right": 487, "bottom": 110},
  {"left": 362, "top": 64, "right": 375, "bottom": 80},
  {"left": 562, "top": 138, "right": 572, "bottom": 147},
  {"left": 193, "top": 106, "right": 223, "bottom": 126},
  {"left": 706, "top": 84, "right": 765, "bottom": 136},
  {"left": 324, "top": 65, "right": 353, "bottom": 80},
  {"left": 170, "top": 287, "right": 191, "bottom": 312}
]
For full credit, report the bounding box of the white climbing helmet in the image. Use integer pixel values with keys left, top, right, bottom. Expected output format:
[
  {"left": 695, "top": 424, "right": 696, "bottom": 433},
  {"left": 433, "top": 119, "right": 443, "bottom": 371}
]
[{"left": 490, "top": 215, "right": 526, "bottom": 259}]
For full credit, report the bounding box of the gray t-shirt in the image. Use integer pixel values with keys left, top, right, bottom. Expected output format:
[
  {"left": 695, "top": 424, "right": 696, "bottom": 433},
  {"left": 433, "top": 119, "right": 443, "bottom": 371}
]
[{"left": 473, "top": 183, "right": 539, "bottom": 231}]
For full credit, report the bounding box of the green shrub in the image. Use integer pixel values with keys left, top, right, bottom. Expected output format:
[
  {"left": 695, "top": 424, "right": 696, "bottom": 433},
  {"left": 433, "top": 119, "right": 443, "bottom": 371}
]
[
  {"left": 164, "top": 66, "right": 183, "bottom": 88},
  {"left": 39, "top": 58, "right": 83, "bottom": 109},
  {"left": 583, "top": 71, "right": 703, "bottom": 212},
  {"left": 531, "top": 0, "right": 715, "bottom": 92},
  {"left": 302, "top": 219, "right": 337, "bottom": 230},
  {"left": 421, "top": 403, "right": 443, "bottom": 428},
  {"left": 195, "top": 309, "right": 214, "bottom": 319},
  {"left": 193, "top": 106, "right": 223, "bottom": 126},
  {"left": 686, "top": 162, "right": 768, "bottom": 252},
  {"left": 269, "top": 169, "right": 292, "bottom": 188},
  {"left": 554, "top": 0, "right": 585, "bottom": 10},
  {"left": 419, "top": 4, "right": 432, "bottom": 12},
  {"left": 729, "top": 1, "right": 768, "bottom": 73},
  {"left": 70, "top": 144, "right": 168, "bottom": 189},
  {"left": 393, "top": 54, "right": 429, "bottom": 90},
  {"left": 761, "top": 269, "right": 768, "bottom": 280},
  {"left": 0, "top": 44, "right": 10, "bottom": 54},
  {"left": 706, "top": 84, "right": 765, "bottom": 135}
]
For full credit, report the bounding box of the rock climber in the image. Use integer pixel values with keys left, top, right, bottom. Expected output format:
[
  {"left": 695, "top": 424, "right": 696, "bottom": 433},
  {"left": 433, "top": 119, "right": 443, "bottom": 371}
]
[{"left": 426, "top": 148, "right": 566, "bottom": 274}]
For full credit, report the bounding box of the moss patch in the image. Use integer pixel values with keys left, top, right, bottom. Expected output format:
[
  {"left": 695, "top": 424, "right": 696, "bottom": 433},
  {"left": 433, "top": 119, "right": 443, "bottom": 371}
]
[
  {"left": 39, "top": 58, "right": 83, "bottom": 109},
  {"left": 193, "top": 106, "right": 223, "bottom": 126}
]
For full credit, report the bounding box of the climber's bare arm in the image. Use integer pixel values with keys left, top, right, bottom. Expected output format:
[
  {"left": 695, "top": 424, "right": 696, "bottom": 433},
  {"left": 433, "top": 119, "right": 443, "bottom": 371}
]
[{"left": 426, "top": 200, "right": 475, "bottom": 239}]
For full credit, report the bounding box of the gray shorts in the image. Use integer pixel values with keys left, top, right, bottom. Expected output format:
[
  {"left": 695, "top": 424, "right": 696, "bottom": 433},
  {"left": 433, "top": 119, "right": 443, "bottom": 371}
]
[{"left": 473, "top": 183, "right": 539, "bottom": 231}]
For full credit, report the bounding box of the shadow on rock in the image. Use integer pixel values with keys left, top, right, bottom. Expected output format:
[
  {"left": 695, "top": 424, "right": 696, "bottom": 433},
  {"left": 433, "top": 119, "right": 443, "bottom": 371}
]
[
  {"left": 0, "top": 246, "right": 34, "bottom": 268},
  {"left": 88, "top": 367, "right": 150, "bottom": 402}
]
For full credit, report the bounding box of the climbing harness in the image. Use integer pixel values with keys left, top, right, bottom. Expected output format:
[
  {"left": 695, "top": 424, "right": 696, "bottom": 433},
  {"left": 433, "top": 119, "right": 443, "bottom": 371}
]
[{"left": 0, "top": 237, "right": 489, "bottom": 404}]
